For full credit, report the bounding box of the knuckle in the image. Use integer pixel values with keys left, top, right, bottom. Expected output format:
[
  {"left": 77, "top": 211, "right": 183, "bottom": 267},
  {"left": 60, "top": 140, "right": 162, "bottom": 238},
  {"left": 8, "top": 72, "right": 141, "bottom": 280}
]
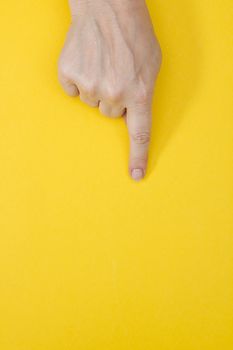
[
  {"left": 131, "top": 131, "right": 151, "bottom": 145},
  {"left": 158, "top": 46, "right": 163, "bottom": 67},
  {"left": 81, "top": 81, "right": 97, "bottom": 97},
  {"left": 137, "top": 93, "right": 148, "bottom": 105},
  {"left": 135, "top": 83, "right": 151, "bottom": 105},
  {"left": 151, "top": 38, "right": 163, "bottom": 65},
  {"left": 58, "top": 60, "right": 71, "bottom": 80},
  {"left": 86, "top": 86, "right": 97, "bottom": 97},
  {"left": 105, "top": 86, "right": 123, "bottom": 103},
  {"left": 154, "top": 45, "right": 163, "bottom": 71},
  {"left": 136, "top": 92, "right": 150, "bottom": 105}
]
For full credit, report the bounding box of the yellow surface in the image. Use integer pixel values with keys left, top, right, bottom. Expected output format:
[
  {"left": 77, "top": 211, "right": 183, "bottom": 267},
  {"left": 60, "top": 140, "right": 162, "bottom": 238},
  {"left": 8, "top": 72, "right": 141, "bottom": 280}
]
[{"left": 0, "top": 0, "right": 233, "bottom": 349}]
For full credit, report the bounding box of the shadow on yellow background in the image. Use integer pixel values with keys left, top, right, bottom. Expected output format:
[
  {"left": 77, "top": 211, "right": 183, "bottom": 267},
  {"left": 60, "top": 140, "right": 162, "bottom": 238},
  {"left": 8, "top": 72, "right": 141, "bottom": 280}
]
[{"left": 0, "top": 1, "right": 232, "bottom": 350}]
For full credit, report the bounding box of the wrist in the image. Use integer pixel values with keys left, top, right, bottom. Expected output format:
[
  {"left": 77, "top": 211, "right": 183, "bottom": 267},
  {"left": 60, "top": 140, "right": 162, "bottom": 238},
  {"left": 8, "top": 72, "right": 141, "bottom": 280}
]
[{"left": 69, "top": 0, "right": 146, "bottom": 17}]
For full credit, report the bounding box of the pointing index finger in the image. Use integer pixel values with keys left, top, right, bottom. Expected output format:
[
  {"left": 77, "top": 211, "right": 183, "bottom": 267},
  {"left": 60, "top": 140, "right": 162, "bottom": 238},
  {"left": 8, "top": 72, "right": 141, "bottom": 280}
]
[{"left": 126, "top": 102, "right": 152, "bottom": 181}]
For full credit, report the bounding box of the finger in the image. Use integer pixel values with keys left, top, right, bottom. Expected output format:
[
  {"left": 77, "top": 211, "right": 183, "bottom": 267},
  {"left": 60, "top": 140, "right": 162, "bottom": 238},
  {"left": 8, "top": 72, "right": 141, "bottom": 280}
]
[
  {"left": 79, "top": 93, "right": 99, "bottom": 107},
  {"left": 99, "top": 102, "right": 125, "bottom": 118},
  {"left": 126, "top": 103, "right": 152, "bottom": 181},
  {"left": 111, "top": 106, "right": 126, "bottom": 118},
  {"left": 58, "top": 73, "right": 79, "bottom": 97},
  {"left": 61, "top": 81, "right": 79, "bottom": 97}
]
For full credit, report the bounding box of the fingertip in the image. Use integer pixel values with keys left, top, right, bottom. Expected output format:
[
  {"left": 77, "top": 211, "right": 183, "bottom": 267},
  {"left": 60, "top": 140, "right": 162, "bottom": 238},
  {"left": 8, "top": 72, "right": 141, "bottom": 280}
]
[
  {"left": 131, "top": 168, "right": 145, "bottom": 181},
  {"left": 129, "top": 156, "right": 148, "bottom": 181}
]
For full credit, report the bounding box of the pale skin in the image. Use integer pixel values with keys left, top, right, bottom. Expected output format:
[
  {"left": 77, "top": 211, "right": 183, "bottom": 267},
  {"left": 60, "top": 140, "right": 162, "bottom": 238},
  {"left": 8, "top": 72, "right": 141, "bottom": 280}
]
[{"left": 58, "top": 0, "right": 162, "bottom": 181}]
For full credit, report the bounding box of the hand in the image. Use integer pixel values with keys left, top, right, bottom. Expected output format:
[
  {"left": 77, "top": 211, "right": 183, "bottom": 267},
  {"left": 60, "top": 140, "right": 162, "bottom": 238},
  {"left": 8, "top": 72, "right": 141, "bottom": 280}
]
[{"left": 58, "top": 0, "right": 162, "bottom": 181}]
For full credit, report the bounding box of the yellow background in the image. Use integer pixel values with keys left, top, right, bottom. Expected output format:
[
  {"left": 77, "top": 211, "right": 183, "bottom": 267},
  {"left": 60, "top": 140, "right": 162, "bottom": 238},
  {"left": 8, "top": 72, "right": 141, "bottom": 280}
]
[{"left": 0, "top": 0, "right": 233, "bottom": 349}]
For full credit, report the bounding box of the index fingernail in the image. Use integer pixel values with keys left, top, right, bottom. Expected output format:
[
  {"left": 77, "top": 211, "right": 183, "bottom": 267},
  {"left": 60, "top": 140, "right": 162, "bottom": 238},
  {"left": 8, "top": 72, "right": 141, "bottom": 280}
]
[{"left": 131, "top": 168, "right": 144, "bottom": 181}]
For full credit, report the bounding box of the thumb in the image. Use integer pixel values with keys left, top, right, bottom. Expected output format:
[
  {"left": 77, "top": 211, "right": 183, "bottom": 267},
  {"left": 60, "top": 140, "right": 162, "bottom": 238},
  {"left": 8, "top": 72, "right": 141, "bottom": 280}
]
[{"left": 126, "top": 103, "right": 152, "bottom": 181}]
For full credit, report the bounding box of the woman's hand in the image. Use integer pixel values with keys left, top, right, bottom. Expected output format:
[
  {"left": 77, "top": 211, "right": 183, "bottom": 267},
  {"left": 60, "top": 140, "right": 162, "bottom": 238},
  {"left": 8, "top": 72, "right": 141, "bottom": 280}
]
[{"left": 58, "top": 0, "right": 162, "bottom": 181}]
